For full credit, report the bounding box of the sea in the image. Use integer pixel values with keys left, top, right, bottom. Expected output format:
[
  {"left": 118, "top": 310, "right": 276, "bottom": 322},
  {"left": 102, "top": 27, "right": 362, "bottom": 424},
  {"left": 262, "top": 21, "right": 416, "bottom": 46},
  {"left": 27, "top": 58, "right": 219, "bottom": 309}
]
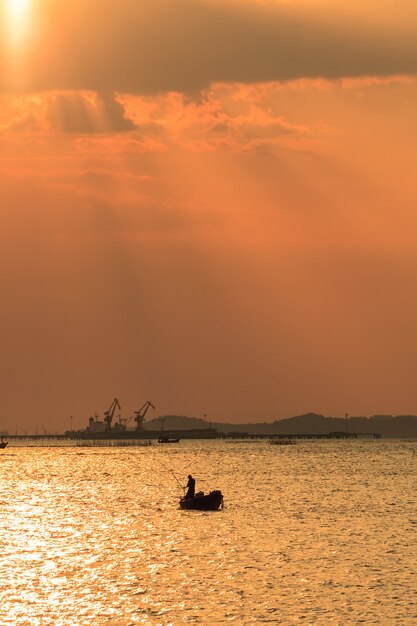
[{"left": 0, "top": 439, "right": 416, "bottom": 625}]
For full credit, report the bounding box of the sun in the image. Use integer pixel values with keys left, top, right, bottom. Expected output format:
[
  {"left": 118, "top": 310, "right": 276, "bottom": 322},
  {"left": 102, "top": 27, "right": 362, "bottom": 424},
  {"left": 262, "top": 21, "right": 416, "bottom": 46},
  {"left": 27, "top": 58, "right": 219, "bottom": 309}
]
[
  {"left": 6, "top": 0, "right": 30, "bottom": 19},
  {"left": 6, "top": 0, "right": 29, "bottom": 17},
  {"left": 5, "top": 0, "right": 31, "bottom": 45}
]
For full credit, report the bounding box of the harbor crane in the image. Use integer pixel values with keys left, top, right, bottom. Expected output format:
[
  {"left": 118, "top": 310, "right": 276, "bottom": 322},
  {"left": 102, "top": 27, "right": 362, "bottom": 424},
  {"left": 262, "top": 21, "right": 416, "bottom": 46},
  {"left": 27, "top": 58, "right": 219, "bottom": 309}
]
[
  {"left": 134, "top": 401, "right": 155, "bottom": 431},
  {"left": 104, "top": 398, "right": 121, "bottom": 431}
]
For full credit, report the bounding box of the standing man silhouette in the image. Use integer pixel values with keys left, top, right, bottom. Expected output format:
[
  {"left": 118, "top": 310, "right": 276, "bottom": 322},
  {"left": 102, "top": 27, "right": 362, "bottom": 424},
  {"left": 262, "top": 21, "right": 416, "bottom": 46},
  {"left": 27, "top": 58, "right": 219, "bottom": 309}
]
[{"left": 185, "top": 474, "right": 195, "bottom": 499}]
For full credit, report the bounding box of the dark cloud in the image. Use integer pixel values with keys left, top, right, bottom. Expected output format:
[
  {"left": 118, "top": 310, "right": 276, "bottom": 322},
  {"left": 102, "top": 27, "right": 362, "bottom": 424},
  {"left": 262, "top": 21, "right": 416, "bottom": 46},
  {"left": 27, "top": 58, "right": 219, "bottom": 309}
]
[
  {"left": 48, "top": 92, "right": 135, "bottom": 133},
  {"left": 1, "top": 1, "right": 416, "bottom": 94}
]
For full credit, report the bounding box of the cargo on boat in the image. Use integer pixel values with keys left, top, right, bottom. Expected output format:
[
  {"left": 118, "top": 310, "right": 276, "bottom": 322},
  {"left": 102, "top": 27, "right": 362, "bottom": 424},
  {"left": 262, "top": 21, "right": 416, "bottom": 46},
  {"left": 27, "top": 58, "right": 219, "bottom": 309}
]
[{"left": 179, "top": 490, "right": 224, "bottom": 511}]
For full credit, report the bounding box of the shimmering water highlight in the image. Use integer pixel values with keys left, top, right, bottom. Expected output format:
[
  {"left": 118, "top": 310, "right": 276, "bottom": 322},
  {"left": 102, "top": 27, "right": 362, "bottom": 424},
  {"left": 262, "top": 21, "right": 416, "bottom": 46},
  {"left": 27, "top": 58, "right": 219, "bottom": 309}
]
[{"left": 0, "top": 440, "right": 416, "bottom": 624}]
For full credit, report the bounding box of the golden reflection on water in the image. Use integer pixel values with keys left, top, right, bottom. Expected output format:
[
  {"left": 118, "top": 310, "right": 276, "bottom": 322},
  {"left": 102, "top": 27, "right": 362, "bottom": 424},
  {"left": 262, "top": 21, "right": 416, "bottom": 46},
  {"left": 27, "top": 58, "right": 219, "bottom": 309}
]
[{"left": 0, "top": 441, "right": 416, "bottom": 624}]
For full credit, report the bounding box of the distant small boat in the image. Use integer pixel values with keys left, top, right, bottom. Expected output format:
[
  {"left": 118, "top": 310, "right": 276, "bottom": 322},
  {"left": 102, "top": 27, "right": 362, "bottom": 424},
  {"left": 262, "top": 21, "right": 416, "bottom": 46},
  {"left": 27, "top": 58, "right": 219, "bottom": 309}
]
[
  {"left": 0, "top": 441, "right": 8, "bottom": 449},
  {"left": 270, "top": 438, "right": 296, "bottom": 446},
  {"left": 158, "top": 437, "right": 180, "bottom": 444},
  {"left": 180, "top": 490, "right": 224, "bottom": 511}
]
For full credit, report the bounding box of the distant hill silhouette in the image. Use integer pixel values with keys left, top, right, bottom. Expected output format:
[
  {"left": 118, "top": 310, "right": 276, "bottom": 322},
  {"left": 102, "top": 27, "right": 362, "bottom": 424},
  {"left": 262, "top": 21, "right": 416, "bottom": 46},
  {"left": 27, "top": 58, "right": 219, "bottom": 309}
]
[{"left": 145, "top": 413, "right": 417, "bottom": 438}]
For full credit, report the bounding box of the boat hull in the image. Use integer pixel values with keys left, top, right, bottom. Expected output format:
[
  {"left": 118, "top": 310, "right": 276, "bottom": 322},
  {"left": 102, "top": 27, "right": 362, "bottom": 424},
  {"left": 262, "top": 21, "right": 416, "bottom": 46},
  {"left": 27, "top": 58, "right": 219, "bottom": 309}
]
[
  {"left": 179, "top": 490, "right": 223, "bottom": 511},
  {"left": 158, "top": 438, "right": 180, "bottom": 443}
]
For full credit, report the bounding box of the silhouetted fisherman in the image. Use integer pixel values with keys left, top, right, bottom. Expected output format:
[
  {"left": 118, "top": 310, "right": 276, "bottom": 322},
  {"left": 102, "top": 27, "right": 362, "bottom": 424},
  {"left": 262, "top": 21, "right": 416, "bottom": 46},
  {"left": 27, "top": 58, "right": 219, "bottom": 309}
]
[{"left": 185, "top": 474, "right": 195, "bottom": 499}]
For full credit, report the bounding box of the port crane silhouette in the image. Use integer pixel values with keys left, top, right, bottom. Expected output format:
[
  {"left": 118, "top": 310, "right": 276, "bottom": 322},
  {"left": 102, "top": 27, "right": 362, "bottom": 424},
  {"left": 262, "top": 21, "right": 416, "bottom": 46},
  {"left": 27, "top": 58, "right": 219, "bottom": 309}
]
[
  {"left": 134, "top": 401, "right": 155, "bottom": 431},
  {"left": 104, "top": 398, "right": 121, "bottom": 431}
]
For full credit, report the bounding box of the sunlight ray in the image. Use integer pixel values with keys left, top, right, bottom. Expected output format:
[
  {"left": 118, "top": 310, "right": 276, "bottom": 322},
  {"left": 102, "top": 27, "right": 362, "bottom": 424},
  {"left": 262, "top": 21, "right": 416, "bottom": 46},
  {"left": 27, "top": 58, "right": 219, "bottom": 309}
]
[{"left": 4, "top": 0, "right": 31, "bottom": 47}]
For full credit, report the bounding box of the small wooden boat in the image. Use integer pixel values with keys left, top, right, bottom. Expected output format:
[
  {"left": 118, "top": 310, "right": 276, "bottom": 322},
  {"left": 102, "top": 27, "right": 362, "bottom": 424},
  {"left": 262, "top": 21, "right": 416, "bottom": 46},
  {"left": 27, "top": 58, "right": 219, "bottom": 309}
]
[
  {"left": 180, "top": 490, "right": 223, "bottom": 511},
  {"left": 158, "top": 437, "right": 180, "bottom": 444},
  {"left": 0, "top": 441, "right": 8, "bottom": 449}
]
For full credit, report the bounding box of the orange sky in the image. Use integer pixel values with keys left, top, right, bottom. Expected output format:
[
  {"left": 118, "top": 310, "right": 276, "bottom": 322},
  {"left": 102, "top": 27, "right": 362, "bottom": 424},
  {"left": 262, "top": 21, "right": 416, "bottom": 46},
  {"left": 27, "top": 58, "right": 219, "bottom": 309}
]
[{"left": 1, "top": 0, "right": 417, "bottom": 431}]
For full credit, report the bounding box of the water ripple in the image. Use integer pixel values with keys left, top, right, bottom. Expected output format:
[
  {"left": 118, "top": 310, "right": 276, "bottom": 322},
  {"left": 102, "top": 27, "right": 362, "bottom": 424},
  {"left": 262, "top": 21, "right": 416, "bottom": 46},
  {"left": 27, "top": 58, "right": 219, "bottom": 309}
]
[{"left": 0, "top": 441, "right": 416, "bottom": 624}]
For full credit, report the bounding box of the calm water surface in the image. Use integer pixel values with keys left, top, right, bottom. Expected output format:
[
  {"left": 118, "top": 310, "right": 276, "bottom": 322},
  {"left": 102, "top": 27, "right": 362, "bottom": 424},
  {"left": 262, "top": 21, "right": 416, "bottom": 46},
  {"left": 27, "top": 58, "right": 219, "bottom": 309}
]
[{"left": 0, "top": 440, "right": 416, "bottom": 625}]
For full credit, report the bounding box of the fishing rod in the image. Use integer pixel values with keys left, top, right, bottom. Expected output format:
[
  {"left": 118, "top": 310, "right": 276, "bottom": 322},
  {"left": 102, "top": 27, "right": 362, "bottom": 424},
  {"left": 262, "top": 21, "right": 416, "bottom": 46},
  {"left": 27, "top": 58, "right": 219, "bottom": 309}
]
[
  {"left": 158, "top": 456, "right": 185, "bottom": 493},
  {"left": 171, "top": 470, "right": 185, "bottom": 493}
]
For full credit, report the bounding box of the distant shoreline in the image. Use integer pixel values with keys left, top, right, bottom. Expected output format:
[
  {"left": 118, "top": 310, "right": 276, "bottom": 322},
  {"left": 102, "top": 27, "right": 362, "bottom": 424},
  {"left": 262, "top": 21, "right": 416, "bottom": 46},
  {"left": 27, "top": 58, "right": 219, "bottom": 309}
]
[
  {"left": 3, "top": 412, "right": 417, "bottom": 440},
  {"left": 141, "top": 412, "right": 417, "bottom": 439}
]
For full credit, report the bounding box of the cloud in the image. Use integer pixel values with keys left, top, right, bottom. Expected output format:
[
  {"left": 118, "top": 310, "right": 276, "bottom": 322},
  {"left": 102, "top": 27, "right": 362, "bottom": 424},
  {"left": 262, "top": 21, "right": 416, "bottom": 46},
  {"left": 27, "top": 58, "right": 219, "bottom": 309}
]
[
  {"left": 0, "top": 91, "right": 136, "bottom": 136},
  {"left": 0, "top": 0, "right": 416, "bottom": 95},
  {"left": 0, "top": 112, "right": 38, "bottom": 133},
  {"left": 0, "top": 85, "right": 311, "bottom": 145},
  {"left": 48, "top": 92, "right": 136, "bottom": 133}
]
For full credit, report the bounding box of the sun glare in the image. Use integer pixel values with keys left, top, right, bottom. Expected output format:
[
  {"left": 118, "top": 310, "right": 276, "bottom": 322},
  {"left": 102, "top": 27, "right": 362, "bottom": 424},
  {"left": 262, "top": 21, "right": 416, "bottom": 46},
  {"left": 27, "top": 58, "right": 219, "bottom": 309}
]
[
  {"left": 7, "top": 0, "right": 30, "bottom": 18},
  {"left": 5, "top": 0, "right": 31, "bottom": 46}
]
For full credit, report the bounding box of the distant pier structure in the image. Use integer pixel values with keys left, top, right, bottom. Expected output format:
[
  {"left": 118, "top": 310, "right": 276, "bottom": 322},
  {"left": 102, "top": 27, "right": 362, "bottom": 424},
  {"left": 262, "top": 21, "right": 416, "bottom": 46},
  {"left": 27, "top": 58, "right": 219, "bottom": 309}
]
[
  {"left": 328, "top": 431, "right": 381, "bottom": 439},
  {"left": 218, "top": 431, "right": 381, "bottom": 440},
  {"left": 1, "top": 430, "right": 381, "bottom": 443}
]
